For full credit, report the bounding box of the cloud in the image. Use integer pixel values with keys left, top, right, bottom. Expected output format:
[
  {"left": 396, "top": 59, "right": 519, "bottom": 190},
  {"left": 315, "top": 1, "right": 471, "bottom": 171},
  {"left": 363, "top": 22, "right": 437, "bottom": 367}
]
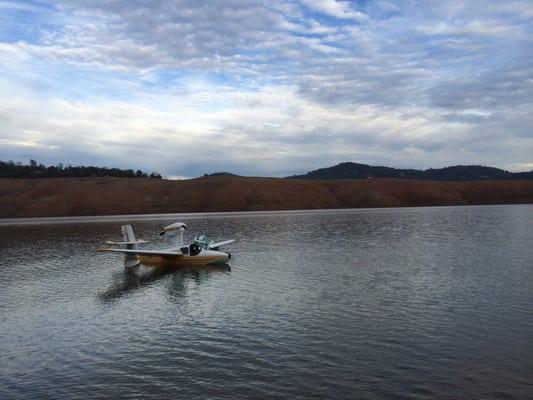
[
  {"left": 0, "top": 1, "right": 50, "bottom": 13},
  {"left": 0, "top": 0, "right": 532, "bottom": 176},
  {"left": 300, "top": 0, "right": 366, "bottom": 20}
]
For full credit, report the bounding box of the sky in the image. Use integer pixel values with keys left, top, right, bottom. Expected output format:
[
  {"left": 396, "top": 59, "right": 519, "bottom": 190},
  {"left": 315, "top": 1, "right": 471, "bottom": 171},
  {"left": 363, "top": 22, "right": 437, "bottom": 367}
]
[{"left": 0, "top": 0, "right": 532, "bottom": 178}]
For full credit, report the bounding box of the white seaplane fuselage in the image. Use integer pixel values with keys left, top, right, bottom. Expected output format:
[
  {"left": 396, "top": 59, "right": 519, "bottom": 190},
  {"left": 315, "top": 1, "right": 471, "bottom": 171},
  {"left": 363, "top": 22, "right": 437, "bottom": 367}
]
[
  {"left": 135, "top": 248, "right": 229, "bottom": 268},
  {"left": 98, "top": 222, "right": 234, "bottom": 269}
]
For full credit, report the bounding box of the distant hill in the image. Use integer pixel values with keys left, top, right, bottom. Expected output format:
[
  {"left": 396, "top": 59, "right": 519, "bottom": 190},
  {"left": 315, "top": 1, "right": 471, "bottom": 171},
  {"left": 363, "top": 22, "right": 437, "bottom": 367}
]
[
  {"left": 202, "top": 171, "right": 240, "bottom": 177},
  {"left": 288, "top": 162, "right": 533, "bottom": 181}
]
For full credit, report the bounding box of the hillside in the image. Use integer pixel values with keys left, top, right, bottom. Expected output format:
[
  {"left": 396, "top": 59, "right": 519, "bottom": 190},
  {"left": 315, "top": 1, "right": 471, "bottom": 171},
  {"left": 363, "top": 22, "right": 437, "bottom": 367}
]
[
  {"left": 1, "top": 176, "right": 532, "bottom": 218},
  {"left": 289, "top": 162, "right": 533, "bottom": 181}
]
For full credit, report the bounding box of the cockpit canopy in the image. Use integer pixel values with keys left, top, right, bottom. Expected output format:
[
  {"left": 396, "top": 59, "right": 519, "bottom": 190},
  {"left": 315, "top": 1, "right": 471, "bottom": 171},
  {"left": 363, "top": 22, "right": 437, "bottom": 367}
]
[{"left": 193, "top": 234, "right": 214, "bottom": 249}]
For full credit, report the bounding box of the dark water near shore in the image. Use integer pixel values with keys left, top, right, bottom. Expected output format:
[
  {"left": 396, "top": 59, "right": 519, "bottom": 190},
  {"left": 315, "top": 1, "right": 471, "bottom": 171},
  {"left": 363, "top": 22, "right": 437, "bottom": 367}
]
[{"left": 1, "top": 205, "right": 532, "bottom": 399}]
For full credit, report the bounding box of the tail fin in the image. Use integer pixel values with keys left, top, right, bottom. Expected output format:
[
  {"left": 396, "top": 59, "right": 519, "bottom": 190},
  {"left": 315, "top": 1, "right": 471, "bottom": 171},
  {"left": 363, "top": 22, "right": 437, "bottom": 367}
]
[
  {"left": 121, "top": 225, "right": 138, "bottom": 248},
  {"left": 121, "top": 225, "right": 141, "bottom": 268}
]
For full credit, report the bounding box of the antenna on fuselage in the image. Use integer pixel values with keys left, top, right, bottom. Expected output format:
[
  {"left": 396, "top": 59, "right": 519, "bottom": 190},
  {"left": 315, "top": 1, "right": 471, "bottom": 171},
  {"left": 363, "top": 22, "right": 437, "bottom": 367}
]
[{"left": 160, "top": 222, "right": 188, "bottom": 248}]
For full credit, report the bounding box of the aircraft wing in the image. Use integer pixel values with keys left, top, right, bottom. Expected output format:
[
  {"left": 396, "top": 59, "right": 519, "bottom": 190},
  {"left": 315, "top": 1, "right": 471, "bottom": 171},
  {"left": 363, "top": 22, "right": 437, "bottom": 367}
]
[
  {"left": 97, "top": 248, "right": 183, "bottom": 256},
  {"left": 209, "top": 239, "right": 236, "bottom": 249}
]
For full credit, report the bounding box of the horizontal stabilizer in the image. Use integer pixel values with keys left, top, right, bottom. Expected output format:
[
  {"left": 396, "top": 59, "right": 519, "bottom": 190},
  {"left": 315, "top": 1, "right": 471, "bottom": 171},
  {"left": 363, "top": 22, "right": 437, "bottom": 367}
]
[
  {"left": 97, "top": 248, "right": 183, "bottom": 257},
  {"left": 105, "top": 240, "right": 149, "bottom": 245}
]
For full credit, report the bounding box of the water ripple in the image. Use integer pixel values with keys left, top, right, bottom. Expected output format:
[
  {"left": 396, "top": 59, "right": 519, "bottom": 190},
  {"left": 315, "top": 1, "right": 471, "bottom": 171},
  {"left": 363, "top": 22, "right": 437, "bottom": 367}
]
[{"left": 1, "top": 205, "right": 532, "bottom": 399}]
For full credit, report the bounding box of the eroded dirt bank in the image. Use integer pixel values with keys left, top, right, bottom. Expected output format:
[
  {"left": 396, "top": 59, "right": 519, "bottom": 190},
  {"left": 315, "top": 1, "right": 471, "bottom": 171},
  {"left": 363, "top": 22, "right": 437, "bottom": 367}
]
[{"left": 1, "top": 176, "right": 532, "bottom": 218}]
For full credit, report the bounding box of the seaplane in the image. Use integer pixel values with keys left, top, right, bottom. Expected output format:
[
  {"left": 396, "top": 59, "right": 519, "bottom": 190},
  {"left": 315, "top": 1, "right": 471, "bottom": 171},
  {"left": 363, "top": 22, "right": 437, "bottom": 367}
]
[{"left": 97, "top": 222, "right": 235, "bottom": 268}]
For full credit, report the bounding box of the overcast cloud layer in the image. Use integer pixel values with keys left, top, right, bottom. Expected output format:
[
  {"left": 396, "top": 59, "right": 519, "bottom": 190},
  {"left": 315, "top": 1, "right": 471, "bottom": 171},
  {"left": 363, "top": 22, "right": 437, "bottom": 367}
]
[{"left": 1, "top": 0, "right": 532, "bottom": 177}]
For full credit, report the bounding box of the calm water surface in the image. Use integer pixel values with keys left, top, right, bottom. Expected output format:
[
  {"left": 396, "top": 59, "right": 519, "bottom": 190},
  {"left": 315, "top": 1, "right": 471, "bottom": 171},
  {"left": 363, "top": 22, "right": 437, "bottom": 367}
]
[{"left": 1, "top": 205, "right": 532, "bottom": 399}]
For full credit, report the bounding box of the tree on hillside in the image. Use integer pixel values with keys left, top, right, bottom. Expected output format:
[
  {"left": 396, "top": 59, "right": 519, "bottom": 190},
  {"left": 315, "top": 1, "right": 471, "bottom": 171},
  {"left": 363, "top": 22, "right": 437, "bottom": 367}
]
[{"left": 0, "top": 160, "right": 163, "bottom": 179}]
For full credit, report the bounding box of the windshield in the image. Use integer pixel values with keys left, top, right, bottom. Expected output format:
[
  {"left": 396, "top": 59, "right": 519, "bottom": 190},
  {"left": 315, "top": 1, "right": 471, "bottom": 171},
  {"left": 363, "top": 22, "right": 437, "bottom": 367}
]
[{"left": 194, "top": 235, "right": 213, "bottom": 249}]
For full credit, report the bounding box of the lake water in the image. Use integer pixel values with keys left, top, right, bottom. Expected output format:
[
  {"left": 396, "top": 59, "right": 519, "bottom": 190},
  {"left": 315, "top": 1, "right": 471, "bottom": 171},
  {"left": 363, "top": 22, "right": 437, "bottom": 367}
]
[{"left": 1, "top": 205, "right": 532, "bottom": 399}]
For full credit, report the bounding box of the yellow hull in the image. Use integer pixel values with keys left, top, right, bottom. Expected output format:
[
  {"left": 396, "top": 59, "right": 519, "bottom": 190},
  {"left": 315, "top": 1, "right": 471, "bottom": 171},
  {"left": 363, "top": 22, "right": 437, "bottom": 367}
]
[{"left": 139, "top": 254, "right": 227, "bottom": 267}]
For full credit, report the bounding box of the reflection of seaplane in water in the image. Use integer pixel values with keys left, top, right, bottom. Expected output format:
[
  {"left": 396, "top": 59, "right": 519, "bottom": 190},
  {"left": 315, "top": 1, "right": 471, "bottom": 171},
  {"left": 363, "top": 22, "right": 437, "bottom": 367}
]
[{"left": 97, "top": 222, "right": 235, "bottom": 268}]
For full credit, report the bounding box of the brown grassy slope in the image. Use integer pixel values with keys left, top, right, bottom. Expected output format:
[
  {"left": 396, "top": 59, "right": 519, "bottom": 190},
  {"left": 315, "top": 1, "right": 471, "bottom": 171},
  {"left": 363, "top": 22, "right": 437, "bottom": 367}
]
[{"left": 0, "top": 176, "right": 532, "bottom": 218}]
